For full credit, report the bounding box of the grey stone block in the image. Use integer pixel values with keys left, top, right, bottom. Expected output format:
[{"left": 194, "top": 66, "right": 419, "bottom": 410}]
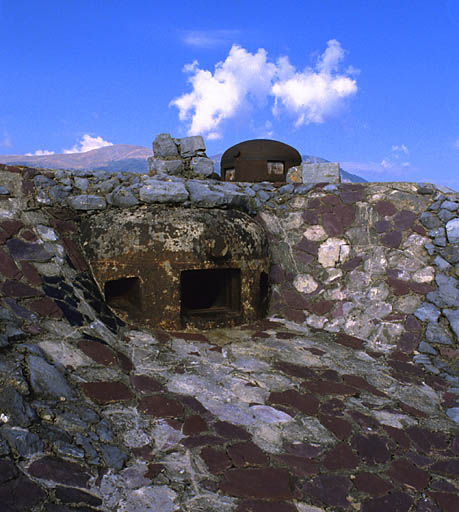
[
  {"left": 187, "top": 181, "right": 227, "bottom": 207},
  {"left": 96, "top": 420, "right": 114, "bottom": 442},
  {"left": 441, "top": 200, "right": 458, "bottom": 211},
  {"left": 444, "top": 309, "right": 459, "bottom": 339},
  {"left": 35, "top": 225, "right": 57, "bottom": 242},
  {"left": 433, "top": 236, "right": 447, "bottom": 247},
  {"left": 72, "top": 169, "right": 93, "bottom": 177},
  {"left": 429, "top": 227, "right": 445, "bottom": 238},
  {"left": 413, "top": 354, "right": 432, "bottom": 365},
  {"left": 443, "top": 373, "right": 459, "bottom": 385},
  {"left": 435, "top": 273, "right": 459, "bottom": 307},
  {"left": 1, "top": 427, "right": 44, "bottom": 456},
  {"left": 34, "top": 175, "right": 55, "bottom": 188},
  {"left": 178, "top": 136, "right": 206, "bottom": 157},
  {"left": 414, "top": 303, "right": 440, "bottom": 323},
  {"left": 27, "top": 355, "right": 74, "bottom": 399},
  {"left": 107, "top": 187, "right": 139, "bottom": 207},
  {"left": 191, "top": 157, "right": 214, "bottom": 177},
  {"left": 424, "top": 242, "right": 435, "bottom": 255},
  {"left": 55, "top": 441, "right": 85, "bottom": 459},
  {"left": 446, "top": 407, "right": 459, "bottom": 424},
  {"left": 149, "top": 158, "right": 183, "bottom": 176},
  {"left": 0, "top": 438, "right": 10, "bottom": 455},
  {"left": 55, "top": 170, "right": 70, "bottom": 180},
  {"left": 438, "top": 209, "right": 456, "bottom": 223},
  {"left": 296, "top": 183, "right": 315, "bottom": 194},
  {"left": 257, "top": 190, "right": 272, "bottom": 202},
  {"left": 435, "top": 185, "right": 457, "bottom": 194},
  {"left": 49, "top": 185, "right": 71, "bottom": 203},
  {"left": 100, "top": 444, "right": 127, "bottom": 470},
  {"left": 97, "top": 177, "right": 119, "bottom": 194},
  {"left": 446, "top": 218, "right": 459, "bottom": 243},
  {"left": 75, "top": 433, "right": 100, "bottom": 464},
  {"left": 301, "top": 162, "right": 340, "bottom": 184},
  {"left": 74, "top": 177, "right": 89, "bottom": 191},
  {"left": 433, "top": 255, "right": 451, "bottom": 271},
  {"left": 418, "top": 341, "right": 438, "bottom": 355},
  {"left": 439, "top": 246, "right": 459, "bottom": 264},
  {"left": 67, "top": 195, "right": 107, "bottom": 210},
  {"left": 139, "top": 181, "right": 188, "bottom": 204},
  {"left": 217, "top": 188, "right": 249, "bottom": 209},
  {"left": 278, "top": 184, "right": 294, "bottom": 195},
  {"left": 0, "top": 388, "right": 35, "bottom": 427},
  {"left": 425, "top": 322, "right": 453, "bottom": 345},
  {"left": 0, "top": 334, "right": 8, "bottom": 348},
  {"left": 153, "top": 133, "right": 179, "bottom": 158},
  {"left": 420, "top": 212, "right": 441, "bottom": 229},
  {"left": 428, "top": 199, "right": 443, "bottom": 211}
]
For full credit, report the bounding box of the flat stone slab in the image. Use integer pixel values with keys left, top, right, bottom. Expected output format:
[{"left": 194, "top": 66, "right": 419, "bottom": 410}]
[{"left": 139, "top": 181, "right": 188, "bottom": 203}]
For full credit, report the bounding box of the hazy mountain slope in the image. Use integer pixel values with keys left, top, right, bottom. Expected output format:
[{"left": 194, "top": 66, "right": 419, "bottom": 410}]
[
  {"left": 0, "top": 144, "right": 366, "bottom": 182},
  {"left": 0, "top": 144, "right": 151, "bottom": 170}
]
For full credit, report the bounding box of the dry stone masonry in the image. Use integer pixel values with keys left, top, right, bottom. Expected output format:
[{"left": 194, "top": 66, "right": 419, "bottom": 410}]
[{"left": 0, "top": 134, "right": 458, "bottom": 511}]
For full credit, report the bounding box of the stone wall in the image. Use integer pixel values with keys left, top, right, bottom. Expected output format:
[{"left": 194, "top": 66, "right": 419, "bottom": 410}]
[
  {"left": 258, "top": 182, "right": 458, "bottom": 381},
  {"left": 3, "top": 164, "right": 458, "bottom": 380},
  {"left": 0, "top": 160, "right": 458, "bottom": 510}
]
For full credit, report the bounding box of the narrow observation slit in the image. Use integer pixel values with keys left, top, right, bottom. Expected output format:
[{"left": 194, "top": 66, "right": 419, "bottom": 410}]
[
  {"left": 104, "top": 277, "right": 141, "bottom": 312},
  {"left": 259, "top": 271, "right": 269, "bottom": 316},
  {"left": 180, "top": 269, "right": 240, "bottom": 317}
]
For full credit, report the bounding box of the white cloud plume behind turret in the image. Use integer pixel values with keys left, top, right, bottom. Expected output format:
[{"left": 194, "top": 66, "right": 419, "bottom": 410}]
[{"left": 171, "top": 40, "right": 358, "bottom": 139}]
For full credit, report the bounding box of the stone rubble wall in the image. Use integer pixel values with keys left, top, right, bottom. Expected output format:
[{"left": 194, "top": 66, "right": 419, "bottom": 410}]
[
  {"left": 0, "top": 161, "right": 458, "bottom": 510},
  {"left": 148, "top": 133, "right": 216, "bottom": 179},
  {"left": 3, "top": 164, "right": 459, "bottom": 381},
  {"left": 257, "top": 182, "right": 459, "bottom": 382}
]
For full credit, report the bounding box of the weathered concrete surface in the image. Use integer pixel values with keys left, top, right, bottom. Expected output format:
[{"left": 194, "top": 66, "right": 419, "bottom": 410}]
[{"left": 80, "top": 207, "right": 269, "bottom": 330}]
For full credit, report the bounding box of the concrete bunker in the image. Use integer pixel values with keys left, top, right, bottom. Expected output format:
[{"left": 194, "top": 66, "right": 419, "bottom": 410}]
[
  {"left": 221, "top": 139, "right": 302, "bottom": 183},
  {"left": 80, "top": 206, "right": 269, "bottom": 330}
]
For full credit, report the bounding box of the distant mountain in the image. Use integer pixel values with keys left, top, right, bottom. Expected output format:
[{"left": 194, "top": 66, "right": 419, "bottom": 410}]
[
  {"left": 0, "top": 144, "right": 151, "bottom": 171},
  {"left": 0, "top": 144, "right": 366, "bottom": 183}
]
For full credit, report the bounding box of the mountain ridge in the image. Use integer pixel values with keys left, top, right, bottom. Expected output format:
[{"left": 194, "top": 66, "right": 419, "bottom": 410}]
[{"left": 0, "top": 144, "right": 366, "bottom": 182}]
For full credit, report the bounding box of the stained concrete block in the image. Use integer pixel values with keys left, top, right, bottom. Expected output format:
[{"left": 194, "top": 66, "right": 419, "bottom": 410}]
[{"left": 301, "top": 162, "right": 340, "bottom": 184}]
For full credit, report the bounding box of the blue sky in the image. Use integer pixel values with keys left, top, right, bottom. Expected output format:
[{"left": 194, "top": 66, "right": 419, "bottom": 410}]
[{"left": 1, "top": 0, "right": 458, "bottom": 190}]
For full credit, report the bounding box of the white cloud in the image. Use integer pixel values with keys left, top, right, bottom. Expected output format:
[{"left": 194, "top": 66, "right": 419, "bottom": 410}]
[
  {"left": 171, "top": 40, "right": 358, "bottom": 138},
  {"left": 25, "top": 149, "right": 55, "bottom": 156},
  {"left": 380, "top": 159, "right": 392, "bottom": 169},
  {"left": 391, "top": 144, "right": 409, "bottom": 155},
  {"left": 63, "top": 134, "right": 113, "bottom": 154},
  {"left": 272, "top": 40, "right": 357, "bottom": 126},
  {"left": 171, "top": 45, "right": 277, "bottom": 139},
  {"left": 1, "top": 130, "right": 12, "bottom": 148},
  {"left": 382, "top": 144, "right": 410, "bottom": 169},
  {"left": 181, "top": 30, "right": 240, "bottom": 48}
]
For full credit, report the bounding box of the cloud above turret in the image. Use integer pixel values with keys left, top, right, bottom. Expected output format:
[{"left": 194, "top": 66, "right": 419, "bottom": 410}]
[
  {"left": 63, "top": 134, "right": 113, "bottom": 154},
  {"left": 171, "top": 40, "right": 358, "bottom": 139}
]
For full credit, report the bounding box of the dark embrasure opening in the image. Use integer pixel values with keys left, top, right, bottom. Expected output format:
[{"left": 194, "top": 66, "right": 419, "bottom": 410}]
[
  {"left": 104, "top": 277, "right": 141, "bottom": 313},
  {"left": 181, "top": 268, "right": 240, "bottom": 316}
]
